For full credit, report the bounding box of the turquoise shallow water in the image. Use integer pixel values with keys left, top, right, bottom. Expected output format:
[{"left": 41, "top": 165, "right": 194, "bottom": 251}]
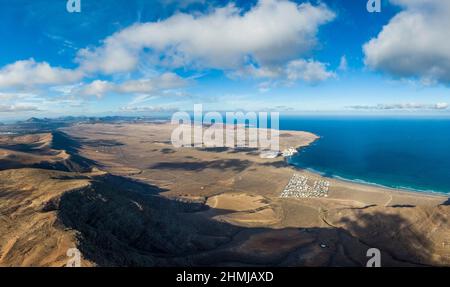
[{"left": 280, "top": 116, "right": 450, "bottom": 194}]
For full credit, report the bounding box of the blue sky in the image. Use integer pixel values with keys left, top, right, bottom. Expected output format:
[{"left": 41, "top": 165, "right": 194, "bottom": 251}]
[{"left": 0, "top": 0, "right": 450, "bottom": 120}]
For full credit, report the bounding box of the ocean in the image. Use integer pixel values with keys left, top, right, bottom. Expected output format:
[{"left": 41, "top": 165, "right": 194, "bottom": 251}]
[{"left": 280, "top": 116, "right": 450, "bottom": 194}]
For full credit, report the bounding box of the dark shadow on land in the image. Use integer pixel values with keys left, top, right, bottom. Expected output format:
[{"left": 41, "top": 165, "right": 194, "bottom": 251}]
[
  {"left": 260, "top": 161, "right": 288, "bottom": 168},
  {"left": 55, "top": 173, "right": 438, "bottom": 267},
  {"left": 227, "top": 147, "right": 259, "bottom": 154},
  {"left": 0, "top": 131, "right": 99, "bottom": 172},
  {"left": 52, "top": 131, "right": 122, "bottom": 151},
  {"left": 390, "top": 204, "right": 416, "bottom": 208},
  {"left": 81, "top": 139, "right": 124, "bottom": 148},
  {"left": 160, "top": 148, "right": 176, "bottom": 154},
  {"left": 50, "top": 131, "right": 83, "bottom": 154},
  {"left": 43, "top": 131, "right": 99, "bottom": 172},
  {"left": 197, "top": 147, "right": 230, "bottom": 153},
  {"left": 196, "top": 147, "right": 260, "bottom": 155},
  {"left": 57, "top": 174, "right": 236, "bottom": 267},
  {"left": 150, "top": 159, "right": 251, "bottom": 172},
  {"left": 0, "top": 143, "right": 42, "bottom": 153},
  {"left": 339, "top": 212, "right": 433, "bottom": 266}
]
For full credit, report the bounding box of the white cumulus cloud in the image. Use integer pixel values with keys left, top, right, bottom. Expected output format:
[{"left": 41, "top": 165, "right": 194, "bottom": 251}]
[
  {"left": 79, "top": 72, "right": 188, "bottom": 97},
  {"left": 0, "top": 59, "right": 83, "bottom": 89},
  {"left": 363, "top": 0, "right": 450, "bottom": 85},
  {"left": 286, "top": 59, "right": 335, "bottom": 83},
  {"left": 338, "top": 55, "right": 348, "bottom": 71},
  {"left": 0, "top": 104, "right": 40, "bottom": 113},
  {"left": 77, "top": 0, "right": 335, "bottom": 74}
]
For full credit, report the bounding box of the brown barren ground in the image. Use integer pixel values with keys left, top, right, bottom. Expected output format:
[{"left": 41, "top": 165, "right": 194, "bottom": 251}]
[{"left": 0, "top": 123, "right": 448, "bottom": 266}]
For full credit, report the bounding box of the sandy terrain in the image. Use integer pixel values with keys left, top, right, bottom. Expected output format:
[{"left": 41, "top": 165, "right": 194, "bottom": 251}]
[
  {"left": 64, "top": 123, "right": 446, "bottom": 206},
  {"left": 0, "top": 122, "right": 448, "bottom": 266},
  {"left": 0, "top": 168, "right": 96, "bottom": 267},
  {"left": 62, "top": 123, "right": 449, "bottom": 266}
]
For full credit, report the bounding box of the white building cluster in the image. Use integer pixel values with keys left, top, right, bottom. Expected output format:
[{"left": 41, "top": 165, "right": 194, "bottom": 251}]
[
  {"left": 281, "top": 147, "right": 298, "bottom": 157},
  {"left": 280, "top": 174, "right": 330, "bottom": 198}
]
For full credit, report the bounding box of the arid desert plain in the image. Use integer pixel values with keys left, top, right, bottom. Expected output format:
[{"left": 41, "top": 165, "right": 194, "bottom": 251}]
[{"left": 0, "top": 122, "right": 449, "bottom": 267}]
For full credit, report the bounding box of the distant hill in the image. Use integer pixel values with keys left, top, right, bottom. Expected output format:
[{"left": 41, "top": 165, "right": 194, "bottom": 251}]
[
  {"left": 15, "top": 115, "right": 169, "bottom": 127},
  {"left": 25, "top": 117, "right": 49, "bottom": 123},
  {"left": 0, "top": 131, "right": 95, "bottom": 172}
]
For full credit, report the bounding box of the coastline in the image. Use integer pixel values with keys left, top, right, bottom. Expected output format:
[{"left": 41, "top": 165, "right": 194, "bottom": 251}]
[
  {"left": 2, "top": 123, "right": 449, "bottom": 267},
  {"left": 296, "top": 165, "right": 448, "bottom": 198},
  {"left": 286, "top": 133, "right": 449, "bottom": 200},
  {"left": 284, "top": 166, "right": 447, "bottom": 207}
]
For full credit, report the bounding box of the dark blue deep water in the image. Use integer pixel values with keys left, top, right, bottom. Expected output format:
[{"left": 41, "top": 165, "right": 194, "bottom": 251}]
[{"left": 280, "top": 116, "right": 450, "bottom": 194}]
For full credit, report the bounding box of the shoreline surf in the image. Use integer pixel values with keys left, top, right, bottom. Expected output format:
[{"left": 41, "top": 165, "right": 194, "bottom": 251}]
[
  {"left": 291, "top": 164, "right": 448, "bottom": 197},
  {"left": 278, "top": 117, "right": 450, "bottom": 198},
  {"left": 286, "top": 140, "right": 449, "bottom": 198}
]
